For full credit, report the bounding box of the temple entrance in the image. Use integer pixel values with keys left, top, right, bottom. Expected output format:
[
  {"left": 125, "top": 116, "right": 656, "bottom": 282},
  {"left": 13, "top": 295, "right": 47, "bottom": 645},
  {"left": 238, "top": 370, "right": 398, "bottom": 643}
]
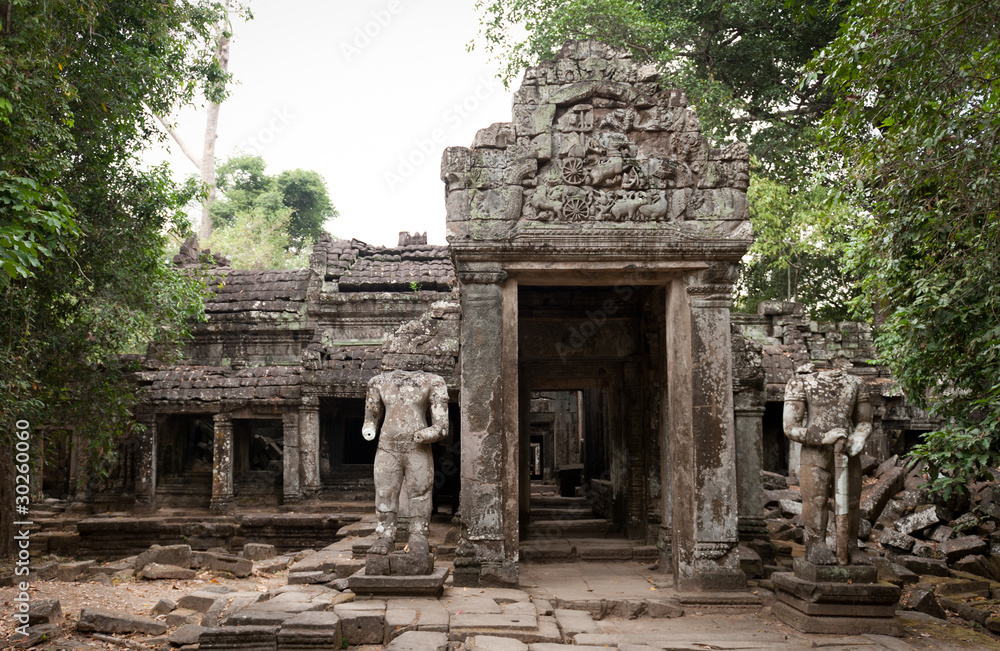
[
  {"left": 320, "top": 397, "right": 375, "bottom": 498},
  {"left": 232, "top": 418, "right": 284, "bottom": 505},
  {"left": 517, "top": 285, "right": 665, "bottom": 548},
  {"left": 156, "top": 414, "right": 214, "bottom": 506}
]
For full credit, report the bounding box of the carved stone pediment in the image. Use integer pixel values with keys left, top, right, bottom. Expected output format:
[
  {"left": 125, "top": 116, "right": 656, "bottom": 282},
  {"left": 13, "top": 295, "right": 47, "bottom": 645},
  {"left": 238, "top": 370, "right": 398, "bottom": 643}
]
[{"left": 442, "top": 40, "right": 751, "bottom": 247}]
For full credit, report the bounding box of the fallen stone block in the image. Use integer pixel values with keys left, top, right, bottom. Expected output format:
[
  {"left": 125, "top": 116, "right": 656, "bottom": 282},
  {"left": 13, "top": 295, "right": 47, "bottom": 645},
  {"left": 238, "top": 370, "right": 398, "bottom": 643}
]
[
  {"left": 911, "top": 541, "right": 940, "bottom": 559},
  {"left": 168, "top": 624, "right": 206, "bottom": 647},
  {"left": 900, "top": 584, "right": 947, "bottom": 620},
  {"left": 139, "top": 563, "right": 197, "bottom": 580},
  {"left": 860, "top": 466, "right": 905, "bottom": 522},
  {"left": 929, "top": 524, "right": 955, "bottom": 543},
  {"left": 255, "top": 558, "right": 289, "bottom": 574},
  {"left": 57, "top": 560, "right": 95, "bottom": 582},
  {"left": 872, "top": 527, "right": 917, "bottom": 551},
  {"left": 763, "top": 489, "right": 800, "bottom": 505},
  {"left": 10, "top": 623, "right": 60, "bottom": 648},
  {"left": 166, "top": 607, "right": 203, "bottom": 627},
  {"left": 151, "top": 598, "right": 176, "bottom": 616},
  {"left": 77, "top": 608, "right": 167, "bottom": 635},
  {"left": 134, "top": 544, "right": 191, "bottom": 573},
  {"left": 27, "top": 599, "right": 62, "bottom": 626},
  {"left": 204, "top": 552, "right": 253, "bottom": 578},
  {"left": 871, "top": 558, "right": 919, "bottom": 587},
  {"left": 941, "top": 535, "right": 988, "bottom": 564},
  {"left": 177, "top": 590, "right": 225, "bottom": 613},
  {"left": 385, "top": 630, "right": 449, "bottom": 650},
  {"left": 953, "top": 554, "right": 994, "bottom": 579},
  {"left": 778, "top": 499, "right": 802, "bottom": 517},
  {"left": 895, "top": 507, "right": 941, "bottom": 536},
  {"left": 897, "top": 555, "right": 950, "bottom": 576},
  {"left": 243, "top": 542, "right": 277, "bottom": 561},
  {"left": 28, "top": 562, "right": 57, "bottom": 582},
  {"left": 934, "top": 578, "right": 990, "bottom": 598}
]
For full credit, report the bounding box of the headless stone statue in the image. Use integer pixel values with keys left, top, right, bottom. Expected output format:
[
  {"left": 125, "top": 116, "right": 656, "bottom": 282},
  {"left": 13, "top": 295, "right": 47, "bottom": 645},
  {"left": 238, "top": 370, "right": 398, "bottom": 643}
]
[
  {"left": 783, "top": 365, "right": 872, "bottom": 566},
  {"left": 362, "top": 369, "right": 448, "bottom": 572}
]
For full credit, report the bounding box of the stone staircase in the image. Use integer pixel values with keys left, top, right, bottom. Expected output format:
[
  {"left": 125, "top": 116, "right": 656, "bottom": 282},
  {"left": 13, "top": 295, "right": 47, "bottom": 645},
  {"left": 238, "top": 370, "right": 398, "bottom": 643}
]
[
  {"left": 520, "top": 483, "right": 658, "bottom": 562},
  {"left": 524, "top": 482, "right": 612, "bottom": 540}
]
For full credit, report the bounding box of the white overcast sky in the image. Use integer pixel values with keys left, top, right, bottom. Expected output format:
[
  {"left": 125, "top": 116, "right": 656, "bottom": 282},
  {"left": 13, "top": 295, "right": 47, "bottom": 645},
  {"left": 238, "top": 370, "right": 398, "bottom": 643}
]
[{"left": 149, "top": 0, "right": 518, "bottom": 247}]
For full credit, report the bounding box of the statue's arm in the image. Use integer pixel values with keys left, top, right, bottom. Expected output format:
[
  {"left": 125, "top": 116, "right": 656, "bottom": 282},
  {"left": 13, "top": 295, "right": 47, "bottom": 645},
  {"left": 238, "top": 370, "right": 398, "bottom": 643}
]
[
  {"left": 362, "top": 379, "right": 383, "bottom": 441},
  {"left": 413, "top": 376, "right": 449, "bottom": 445},
  {"left": 848, "top": 384, "right": 873, "bottom": 456},
  {"left": 783, "top": 378, "right": 809, "bottom": 444}
]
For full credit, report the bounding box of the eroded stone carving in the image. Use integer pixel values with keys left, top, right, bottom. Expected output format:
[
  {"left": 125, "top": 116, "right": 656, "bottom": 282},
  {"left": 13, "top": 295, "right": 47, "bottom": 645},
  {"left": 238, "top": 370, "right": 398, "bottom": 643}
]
[
  {"left": 363, "top": 369, "right": 449, "bottom": 575},
  {"left": 783, "top": 365, "right": 873, "bottom": 565},
  {"left": 441, "top": 40, "right": 751, "bottom": 236}
]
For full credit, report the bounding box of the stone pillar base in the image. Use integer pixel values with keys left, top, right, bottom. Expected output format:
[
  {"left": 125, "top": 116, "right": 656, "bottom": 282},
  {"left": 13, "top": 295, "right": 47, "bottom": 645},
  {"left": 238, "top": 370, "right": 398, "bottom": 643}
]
[
  {"left": 772, "top": 561, "right": 902, "bottom": 636},
  {"left": 209, "top": 497, "right": 232, "bottom": 514}
]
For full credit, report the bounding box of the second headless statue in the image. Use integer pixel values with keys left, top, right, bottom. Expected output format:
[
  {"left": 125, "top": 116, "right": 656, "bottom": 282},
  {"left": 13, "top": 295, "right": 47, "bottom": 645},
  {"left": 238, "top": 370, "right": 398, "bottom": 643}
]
[
  {"left": 783, "top": 364, "right": 872, "bottom": 566},
  {"left": 362, "top": 369, "right": 449, "bottom": 563}
]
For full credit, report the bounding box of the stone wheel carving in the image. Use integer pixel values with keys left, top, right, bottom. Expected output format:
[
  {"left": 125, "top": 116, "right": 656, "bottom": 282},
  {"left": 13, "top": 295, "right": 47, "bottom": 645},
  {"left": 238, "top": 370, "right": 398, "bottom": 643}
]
[
  {"left": 561, "top": 158, "right": 586, "bottom": 185},
  {"left": 562, "top": 196, "right": 589, "bottom": 221}
]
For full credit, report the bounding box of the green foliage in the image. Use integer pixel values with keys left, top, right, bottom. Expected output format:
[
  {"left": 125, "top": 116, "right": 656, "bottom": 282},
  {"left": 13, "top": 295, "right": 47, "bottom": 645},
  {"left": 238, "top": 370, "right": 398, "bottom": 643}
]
[
  {"left": 0, "top": 173, "right": 80, "bottom": 285},
  {"left": 209, "top": 205, "right": 311, "bottom": 271},
  {"left": 735, "top": 170, "right": 861, "bottom": 319},
  {"left": 210, "top": 154, "right": 337, "bottom": 253},
  {"left": 813, "top": 0, "right": 1000, "bottom": 492},
  {"left": 0, "top": 1, "right": 220, "bottom": 494},
  {"left": 473, "top": 0, "right": 846, "bottom": 184}
]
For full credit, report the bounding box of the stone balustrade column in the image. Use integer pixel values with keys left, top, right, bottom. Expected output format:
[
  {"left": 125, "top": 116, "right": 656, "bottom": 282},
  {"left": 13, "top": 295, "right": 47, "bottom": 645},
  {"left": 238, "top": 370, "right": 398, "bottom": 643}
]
[
  {"left": 283, "top": 410, "right": 302, "bottom": 503},
  {"left": 299, "top": 395, "right": 321, "bottom": 498},
  {"left": 134, "top": 416, "right": 157, "bottom": 506},
  {"left": 210, "top": 412, "right": 233, "bottom": 513}
]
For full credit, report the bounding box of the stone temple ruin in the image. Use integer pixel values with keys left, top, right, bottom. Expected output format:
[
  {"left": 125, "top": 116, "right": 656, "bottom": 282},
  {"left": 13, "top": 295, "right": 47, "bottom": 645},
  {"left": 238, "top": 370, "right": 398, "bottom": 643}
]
[{"left": 35, "top": 42, "right": 933, "bottom": 594}]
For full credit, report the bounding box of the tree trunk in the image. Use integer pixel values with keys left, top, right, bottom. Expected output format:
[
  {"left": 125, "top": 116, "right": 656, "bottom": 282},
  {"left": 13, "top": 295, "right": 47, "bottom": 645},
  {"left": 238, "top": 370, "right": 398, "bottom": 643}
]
[
  {"left": 198, "top": 26, "right": 230, "bottom": 243},
  {"left": 0, "top": 452, "right": 14, "bottom": 558}
]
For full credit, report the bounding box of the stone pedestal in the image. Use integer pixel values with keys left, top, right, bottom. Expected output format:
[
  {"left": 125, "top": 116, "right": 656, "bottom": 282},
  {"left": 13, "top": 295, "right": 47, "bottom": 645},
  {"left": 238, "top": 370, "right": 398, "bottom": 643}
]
[
  {"left": 772, "top": 560, "right": 902, "bottom": 635},
  {"left": 365, "top": 551, "right": 434, "bottom": 576},
  {"left": 347, "top": 566, "right": 450, "bottom": 597}
]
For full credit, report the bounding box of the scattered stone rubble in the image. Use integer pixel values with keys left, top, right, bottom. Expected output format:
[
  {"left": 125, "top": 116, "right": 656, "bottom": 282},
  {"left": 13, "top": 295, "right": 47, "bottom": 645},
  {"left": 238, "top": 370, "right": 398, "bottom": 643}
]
[{"left": 755, "top": 456, "right": 1000, "bottom": 634}]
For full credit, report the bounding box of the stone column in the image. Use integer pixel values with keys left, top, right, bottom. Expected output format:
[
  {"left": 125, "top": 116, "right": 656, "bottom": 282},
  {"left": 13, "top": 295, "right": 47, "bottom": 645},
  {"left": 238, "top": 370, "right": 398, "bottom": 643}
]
[
  {"left": 454, "top": 269, "right": 518, "bottom": 587},
  {"left": 210, "top": 412, "right": 233, "bottom": 513},
  {"left": 667, "top": 272, "right": 745, "bottom": 591},
  {"left": 299, "top": 395, "right": 321, "bottom": 498},
  {"left": 282, "top": 411, "right": 302, "bottom": 503},
  {"left": 735, "top": 405, "right": 767, "bottom": 540},
  {"left": 134, "top": 417, "right": 157, "bottom": 506}
]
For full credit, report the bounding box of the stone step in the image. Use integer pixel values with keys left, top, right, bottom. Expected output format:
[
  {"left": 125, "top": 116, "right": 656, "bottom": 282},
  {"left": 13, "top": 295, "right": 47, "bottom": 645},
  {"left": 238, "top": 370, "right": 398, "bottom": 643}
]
[
  {"left": 530, "top": 495, "right": 590, "bottom": 508},
  {"left": 529, "top": 507, "right": 594, "bottom": 520},
  {"left": 523, "top": 519, "right": 612, "bottom": 539}
]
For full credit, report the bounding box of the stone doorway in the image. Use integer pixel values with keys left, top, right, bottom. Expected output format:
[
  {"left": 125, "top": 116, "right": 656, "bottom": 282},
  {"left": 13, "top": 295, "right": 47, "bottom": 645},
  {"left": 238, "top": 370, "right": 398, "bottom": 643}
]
[
  {"left": 518, "top": 285, "right": 662, "bottom": 547},
  {"left": 231, "top": 418, "right": 284, "bottom": 506},
  {"left": 156, "top": 414, "right": 214, "bottom": 506}
]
